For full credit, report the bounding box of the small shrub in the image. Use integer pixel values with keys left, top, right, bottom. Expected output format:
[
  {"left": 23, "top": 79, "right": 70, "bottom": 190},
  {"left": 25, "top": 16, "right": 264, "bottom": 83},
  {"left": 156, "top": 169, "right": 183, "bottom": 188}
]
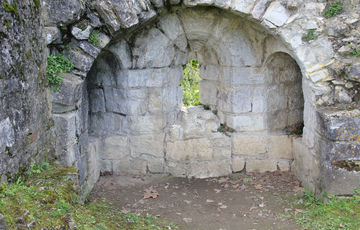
[
  {"left": 302, "top": 29, "right": 317, "bottom": 42},
  {"left": 217, "top": 124, "right": 235, "bottom": 137},
  {"left": 323, "top": 1, "right": 343, "bottom": 18},
  {"left": 47, "top": 54, "right": 74, "bottom": 91},
  {"left": 88, "top": 30, "right": 100, "bottom": 47},
  {"left": 182, "top": 60, "right": 201, "bottom": 107},
  {"left": 349, "top": 43, "right": 360, "bottom": 57}
]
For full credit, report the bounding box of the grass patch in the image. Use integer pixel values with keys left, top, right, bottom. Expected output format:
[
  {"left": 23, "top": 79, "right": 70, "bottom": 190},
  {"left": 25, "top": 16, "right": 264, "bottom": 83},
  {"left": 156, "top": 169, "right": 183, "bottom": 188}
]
[
  {"left": 302, "top": 29, "right": 318, "bottom": 42},
  {"left": 182, "top": 59, "right": 201, "bottom": 107},
  {"left": 290, "top": 189, "right": 360, "bottom": 230},
  {"left": 88, "top": 30, "right": 100, "bottom": 47},
  {"left": 349, "top": 44, "right": 360, "bottom": 57},
  {"left": 0, "top": 163, "right": 177, "bottom": 229},
  {"left": 323, "top": 1, "right": 343, "bottom": 18},
  {"left": 47, "top": 54, "right": 74, "bottom": 91}
]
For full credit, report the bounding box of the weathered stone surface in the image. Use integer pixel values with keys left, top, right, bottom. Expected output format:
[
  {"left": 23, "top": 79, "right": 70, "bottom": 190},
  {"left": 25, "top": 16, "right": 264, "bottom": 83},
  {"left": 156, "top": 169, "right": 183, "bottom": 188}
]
[
  {"left": 262, "top": 1, "right": 290, "bottom": 27},
  {"left": 98, "top": 32, "right": 111, "bottom": 49},
  {"left": 0, "top": 118, "right": 15, "bottom": 153},
  {"left": 167, "top": 138, "right": 213, "bottom": 161},
  {"left": 129, "top": 115, "right": 165, "bottom": 134},
  {"left": 78, "top": 41, "right": 101, "bottom": 58},
  {"left": 189, "top": 160, "right": 231, "bottom": 178},
  {"left": 218, "top": 87, "right": 252, "bottom": 113},
  {"left": 347, "top": 63, "right": 360, "bottom": 82},
  {"left": 158, "top": 14, "right": 188, "bottom": 51},
  {"left": 226, "top": 114, "right": 266, "bottom": 131},
  {"left": 103, "top": 136, "right": 129, "bottom": 159},
  {"left": 44, "top": 27, "right": 61, "bottom": 45},
  {"left": 113, "top": 158, "right": 147, "bottom": 174},
  {"left": 71, "top": 25, "right": 92, "bottom": 40},
  {"left": 94, "top": 1, "right": 121, "bottom": 32},
  {"left": 86, "top": 137, "right": 101, "bottom": 194},
  {"left": 246, "top": 159, "right": 277, "bottom": 173},
  {"left": 43, "top": 0, "right": 85, "bottom": 26},
  {"left": 232, "top": 157, "right": 245, "bottom": 172},
  {"left": 277, "top": 159, "right": 291, "bottom": 171},
  {"left": 252, "top": 0, "right": 271, "bottom": 19},
  {"left": 232, "top": 133, "right": 267, "bottom": 156},
  {"left": 199, "top": 80, "right": 217, "bottom": 106},
  {"left": 107, "top": 40, "right": 132, "bottom": 69},
  {"left": 150, "top": 0, "right": 164, "bottom": 8},
  {"left": 268, "top": 135, "right": 293, "bottom": 159},
  {"left": 133, "top": 28, "right": 175, "bottom": 68},
  {"left": 130, "top": 133, "right": 165, "bottom": 158},
  {"left": 230, "top": 0, "right": 256, "bottom": 15},
  {"left": 68, "top": 50, "right": 94, "bottom": 73},
  {"left": 51, "top": 74, "right": 84, "bottom": 113}
]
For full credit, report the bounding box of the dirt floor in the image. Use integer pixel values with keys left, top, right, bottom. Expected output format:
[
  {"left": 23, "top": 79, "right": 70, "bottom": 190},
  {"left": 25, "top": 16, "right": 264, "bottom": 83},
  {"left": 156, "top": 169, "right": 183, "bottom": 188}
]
[{"left": 89, "top": 171, "right": 304, "bottom": 230}]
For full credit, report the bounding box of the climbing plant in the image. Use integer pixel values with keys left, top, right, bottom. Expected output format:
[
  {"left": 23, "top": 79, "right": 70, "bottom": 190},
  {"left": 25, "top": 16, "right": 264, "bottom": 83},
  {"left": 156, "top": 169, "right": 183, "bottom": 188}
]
[{"left": 181, "top": 60, "right": 201, "bottom": 107}]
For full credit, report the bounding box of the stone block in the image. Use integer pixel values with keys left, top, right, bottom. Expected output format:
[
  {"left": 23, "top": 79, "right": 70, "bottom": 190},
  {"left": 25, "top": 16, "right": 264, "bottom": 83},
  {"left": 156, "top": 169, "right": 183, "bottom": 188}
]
[
  {"left": 158, "top": 14, "right": 187, "bottom": 51},
  {"left": 44, "top": 26, "right": 61, "bottom": 45},
  {"left": 89, "top": 112, "right": 128, "bottom": 136},
  {"left": 199, "top": 80, "right": 217, "bottom": 106},
  {"left": 112, "top": 158, "right": 147, "bottom": 174},
  {"left": 68, "top": 49, "right": 94, "bottom": 73},
  {"left": 0, "top": 118, "right": 15, "bottom": 153},
  {"left": 104, "top": 87, "right": 127, "bottom": 114},
  {"left": 246, "top": 159, "right": 277, "bottom": 173},
  {"left": 71, "top": 24, "right": 92, "bottom": 40},
  {"left": 133, "top": 28, "right": 175, "bottom": 68},
  {"left": 98, "top": 32, "right": 111, "bottom": 49},
  {"left": 262, "top": 1, "right": 290, "bottom": 27},
  {"left": 166, "top": 161, "right": 188, "bottom": 177},
  {"left": 211, "top": 133, "right": 231, "bottom": 160},
  {"left": 78, "top": 41, "right": 101, "bottom": 58},
  {"left": 181, "top": 106, "right": 220, "bottom": 138},
  {"left": 277, "top": 159, "right": 291, "bottom": 171},
  {"left": 148, "top": 88, "right": 163, "bottom": 114},
  {"left": 230, "top": 0, "right": 256, "bottom": 15},
  {"left": 86, "top": 137, "right": 101, "bottom": 192},
  {"left": 89, "top": 88, "right": 105, "bottom": 113},
  {"left": 100, "top": 159, "right": 113, "bottom": 174},
  {"left": 252, "top": 0, "right": 271, "bottom": 19},
  {"left": 199, "top": 64, "right": 218, "bottom": 80},
  {"left": 189, "top": 160, "right": 231, "bottom": 178},
  {"left": 130, "top": 133, "right": 165, "bottom": 158},
  {"left": 43, "top": 0, "right": 84, "bottom": 26},
  {"left": 107, "top": 40, "right": 132, "bottom": 69},
  {"left": 266, "top": 86, "right": 287, "bottom": 112},
  {"left": 252, "top": 87, "right": 267, "bottom": 113},
  {"left": 218, "top": 87, "right": 252, "bottom": 113},
  {"left": 144, "top": 156, "right": 165, "bottom": 173},
  {"left": 167, "top": 138, "right": 212, "bottom": 161},
  {"left": 53, "top": 112, "right": 77, "bottom": 150},
  {"left": 226, "top": 114, "right": 266, "bottom": 131},
  {"left": 126, "top": 68, "right": 181, "bottom": 88},
  {"left": 162, "top": 87, "right": 181, "bottom": 112},
  {"left": 268, "top": 135, "right": 293, "bottom": 159},
  {"left": 51, "top": 73, "right": 84, "bottom": 113},
  {"left": 102, "top": 135, "right": 129, "bottom": 160},
  {"left": 232, "top": 133, "right": 267, "bottom": 156},
  {"left": 221, "top": 66, "right": 265, "bottom": 86},
  {"left": 232, "top": 157, "right": 245, "bottom": 172},
  {"left": 129, "top": 115, "right": 165, "bottom": 134}
]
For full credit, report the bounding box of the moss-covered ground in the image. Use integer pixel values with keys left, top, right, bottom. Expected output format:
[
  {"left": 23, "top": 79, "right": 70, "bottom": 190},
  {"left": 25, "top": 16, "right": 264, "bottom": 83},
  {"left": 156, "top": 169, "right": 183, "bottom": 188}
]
[{"left": 0, "top": 163, "right": 177, "bottom": 229}]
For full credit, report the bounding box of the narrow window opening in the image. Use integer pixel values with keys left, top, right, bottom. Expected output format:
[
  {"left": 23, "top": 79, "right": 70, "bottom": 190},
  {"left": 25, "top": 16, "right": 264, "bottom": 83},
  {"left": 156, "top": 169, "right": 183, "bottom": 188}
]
[{"left": 181, "top": 59, "right": 201, "bottom": 107}]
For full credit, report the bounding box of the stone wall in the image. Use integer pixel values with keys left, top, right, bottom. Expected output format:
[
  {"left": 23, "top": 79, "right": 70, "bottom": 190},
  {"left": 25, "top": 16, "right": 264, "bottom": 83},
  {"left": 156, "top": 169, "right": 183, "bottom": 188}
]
[
  {"left": 1, "top": 0, "right": 355, "bottom": 196},
  {"left": 0, "top": 0, "right": 54, "bottom": 183}
]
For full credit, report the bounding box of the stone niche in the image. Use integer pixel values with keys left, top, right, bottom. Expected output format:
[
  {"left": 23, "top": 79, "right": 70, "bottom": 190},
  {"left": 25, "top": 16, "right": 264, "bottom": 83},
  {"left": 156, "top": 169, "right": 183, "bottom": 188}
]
[{"left": 86, "top": 7, "right": 304, "bottom": 179}]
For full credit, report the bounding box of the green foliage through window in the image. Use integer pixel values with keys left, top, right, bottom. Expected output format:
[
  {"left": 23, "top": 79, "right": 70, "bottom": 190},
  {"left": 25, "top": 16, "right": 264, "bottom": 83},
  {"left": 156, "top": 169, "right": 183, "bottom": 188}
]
[
  {"left": 181, "top": 59, "right": 201, "bottom": 107},
  {"left": 47, "top": 54, "right": 74, "bottom": 91},
  {"left": 323, "top": 1, "right": 343, "bottom": 18},
  {"left": 88, "top": 30, "right": 100, "bottom": 47}
]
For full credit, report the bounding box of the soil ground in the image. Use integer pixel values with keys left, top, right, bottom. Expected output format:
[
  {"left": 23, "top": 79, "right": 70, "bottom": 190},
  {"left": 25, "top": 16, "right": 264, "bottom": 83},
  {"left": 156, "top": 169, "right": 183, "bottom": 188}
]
[{"left": 89, "top": 171, "right": 304, "bottom": 230}]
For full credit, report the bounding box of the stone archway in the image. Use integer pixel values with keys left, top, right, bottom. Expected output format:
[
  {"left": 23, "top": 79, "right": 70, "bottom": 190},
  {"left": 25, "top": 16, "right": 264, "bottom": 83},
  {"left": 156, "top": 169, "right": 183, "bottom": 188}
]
[
  {"left": 85, "top": 7, "right": 305, "bottom": 181},
  {"left": 49, "top": 0, "right": 356, "bottom": 196}
]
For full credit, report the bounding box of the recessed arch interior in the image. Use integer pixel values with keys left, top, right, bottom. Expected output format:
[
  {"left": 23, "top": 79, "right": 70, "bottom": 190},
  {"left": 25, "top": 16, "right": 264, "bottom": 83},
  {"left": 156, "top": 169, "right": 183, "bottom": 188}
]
[{"left": 86, "top": 6, "right": 305, "bottom": 177}]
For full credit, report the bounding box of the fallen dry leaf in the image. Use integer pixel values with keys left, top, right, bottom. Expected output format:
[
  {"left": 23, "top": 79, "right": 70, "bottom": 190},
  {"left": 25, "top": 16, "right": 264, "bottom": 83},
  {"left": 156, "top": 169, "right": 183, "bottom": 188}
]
[
  {"left": 214, "top": 189, "right": 221, "bottom": 193},
  {"left": 294, "top": 209, "right": 305, "bottom": 215},
  {"left": 255, "top": 184, "right": 263, "bottom": 190},
  {"left": 232, "top": 184, "right": 240, "bottom": 189},
  {"left": 143, "top": 186, "right": 159, "bottom": 199},
  {"left": 206, "top": 199, "right": 214, "bottom": 203},
  {"left": 293, "top": 186, "right": 305, "bottom": 193},
  {"left": 218, "top": 177, "right": 228, "bottom": 183}
]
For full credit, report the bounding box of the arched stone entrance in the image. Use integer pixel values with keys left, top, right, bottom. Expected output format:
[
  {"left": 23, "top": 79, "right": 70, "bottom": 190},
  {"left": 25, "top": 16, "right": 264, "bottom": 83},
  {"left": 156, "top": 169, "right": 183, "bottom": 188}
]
[
  {"left": 49, "top": 0, "right": 360, "bottom": 196},
  {"left": 86, "top": 7, "right": 304, "bottom": 179}
]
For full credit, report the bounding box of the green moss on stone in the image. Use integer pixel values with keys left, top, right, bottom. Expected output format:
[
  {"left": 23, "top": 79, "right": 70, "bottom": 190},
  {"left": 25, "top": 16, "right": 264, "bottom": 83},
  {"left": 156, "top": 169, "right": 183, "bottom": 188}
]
[
  {"left": 33, "top": 0, "right": 40, "bottom": 8},
  {"left": 3, "top": 1, "right": 18, "bottom": 17}
]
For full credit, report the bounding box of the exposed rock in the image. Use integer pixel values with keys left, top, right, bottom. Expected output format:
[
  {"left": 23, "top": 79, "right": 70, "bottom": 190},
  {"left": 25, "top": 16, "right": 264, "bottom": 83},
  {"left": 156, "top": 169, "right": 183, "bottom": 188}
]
[
  {"left": 43, "top": 0, "right": 85, "bottom": 26},
  {"left": 262, "top": 1, "right": 290, "bottom": 27},
  {"left": 44, "top": 27, "right": 61, "bottom": 45},
  {"left": 71, "top": 25, "right": 93, "bottom": 40},
  {"left": 347, "top": 63, "right": 360, "bottom": 82}
]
